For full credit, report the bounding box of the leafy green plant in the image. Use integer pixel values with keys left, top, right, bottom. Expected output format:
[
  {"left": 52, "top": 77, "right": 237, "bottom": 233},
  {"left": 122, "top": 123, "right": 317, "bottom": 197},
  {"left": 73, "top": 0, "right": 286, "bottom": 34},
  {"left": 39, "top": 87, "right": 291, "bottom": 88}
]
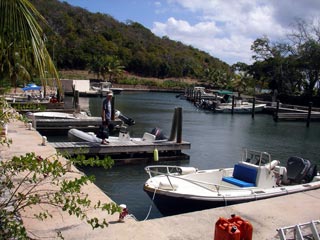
[
  {"left": 10, "top": 102, "right": 46, "bottom": 111},
  {"left": 0, "top": 96, "right": 121, "bottom": 239},
  {"left": 0, "top": 152, "right": 120, "bottom": 239},
  {"left": 0, "top": 97, "right": 16, "bottom": 124}
]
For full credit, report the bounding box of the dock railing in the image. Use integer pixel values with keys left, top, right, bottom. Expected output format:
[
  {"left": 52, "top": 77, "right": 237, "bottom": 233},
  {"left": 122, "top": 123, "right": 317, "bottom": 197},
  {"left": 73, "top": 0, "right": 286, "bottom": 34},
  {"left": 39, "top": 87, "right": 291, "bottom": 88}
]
[{"left": 273, "top": 101, "right": 320, "bottom": 125}]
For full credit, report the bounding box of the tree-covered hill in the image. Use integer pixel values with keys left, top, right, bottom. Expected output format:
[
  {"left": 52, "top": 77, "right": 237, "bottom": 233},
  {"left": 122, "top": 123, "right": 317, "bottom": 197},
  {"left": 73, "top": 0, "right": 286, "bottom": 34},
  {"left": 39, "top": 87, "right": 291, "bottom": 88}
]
[{"left": 30, "top": 0, "right": 231, "bottom": 79}]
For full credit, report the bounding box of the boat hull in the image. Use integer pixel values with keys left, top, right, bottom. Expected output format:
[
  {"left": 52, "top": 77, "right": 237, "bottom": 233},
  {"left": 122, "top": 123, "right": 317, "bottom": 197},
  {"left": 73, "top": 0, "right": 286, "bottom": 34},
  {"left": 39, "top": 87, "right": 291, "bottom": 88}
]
[
  {"left": 143, "top": 152, "right": 320, "bottom": 216},
  {"left": 144, "top": 187, "right": 228, "bottom": 215},
  {"left": 28, "top": 111, "right": 78, "bottom": 119},
  {"left": 215, "top": 104, "right": 266, "bottom": 113},
  {"left": 144, "top": 180, "right": 320, "bottom": 216},
  {"left": 68, "top": 128, "right": 101, "bottom": 142}
]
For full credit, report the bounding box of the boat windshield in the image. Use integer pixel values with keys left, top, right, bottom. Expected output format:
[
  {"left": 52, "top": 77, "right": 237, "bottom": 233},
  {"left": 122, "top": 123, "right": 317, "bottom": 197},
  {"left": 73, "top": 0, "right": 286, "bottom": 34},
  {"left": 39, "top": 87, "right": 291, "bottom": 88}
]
[
  {"left": 242, "top": 149, "right": 271, "bottom": 166},
  {"left": 145, "top": 165, "right": 197, "bottom": 178}
]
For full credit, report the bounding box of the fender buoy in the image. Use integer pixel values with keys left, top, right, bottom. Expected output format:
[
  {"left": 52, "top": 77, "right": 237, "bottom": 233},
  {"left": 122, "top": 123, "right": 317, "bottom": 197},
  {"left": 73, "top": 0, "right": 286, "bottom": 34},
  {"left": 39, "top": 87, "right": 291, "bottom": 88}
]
[{"left": 154, "top": 148, "right": 159, "bottom": 161}]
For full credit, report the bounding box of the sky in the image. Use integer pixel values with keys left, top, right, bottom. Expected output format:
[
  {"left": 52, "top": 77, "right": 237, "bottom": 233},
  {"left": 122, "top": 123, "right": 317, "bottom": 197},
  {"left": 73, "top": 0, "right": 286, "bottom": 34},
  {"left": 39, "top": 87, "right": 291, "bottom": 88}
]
[{"left": 61, "top": 0, "right": 320, "bottom": 65}]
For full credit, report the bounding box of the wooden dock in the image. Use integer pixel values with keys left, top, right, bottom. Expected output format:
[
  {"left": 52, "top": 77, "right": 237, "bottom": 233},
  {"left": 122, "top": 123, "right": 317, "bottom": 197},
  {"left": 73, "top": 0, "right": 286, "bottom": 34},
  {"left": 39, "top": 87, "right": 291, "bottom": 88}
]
[
  {"left": 48, "top": 107, "right": 190, "bottom": 163},
  {"left": 273, "top": 112, "right": 320, "bottom": 121},
  {"left": 271, "top": 101, "right": 320, "bottom": 122},
  {"left": 50, "top": 140, "right": 191, "bottom": 164}
]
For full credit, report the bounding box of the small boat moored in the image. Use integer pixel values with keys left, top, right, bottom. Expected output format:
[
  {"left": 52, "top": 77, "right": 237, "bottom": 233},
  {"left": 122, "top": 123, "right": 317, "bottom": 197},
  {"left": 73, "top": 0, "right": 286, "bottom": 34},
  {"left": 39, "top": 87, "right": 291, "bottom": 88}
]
[
  {"left": 143, "top": 149, "right": 320, "bottom": 216},
  {"left": 26, "top": 109, "right": 135, "bottom": 126},
  {"left": 194, "top": 90, "right": 266, "bottom": 113},
  {"left": 215, "top": 101, "right": 266, "bottom": 113},
  {"left": 26, "top": 111, "right": 90, "bottom": 119},
  {"left": 91, "top": 82, "right": 123, "bottom": 95},
  {"left": 68, "top": 127, "right": 168, "bottom": 144}
]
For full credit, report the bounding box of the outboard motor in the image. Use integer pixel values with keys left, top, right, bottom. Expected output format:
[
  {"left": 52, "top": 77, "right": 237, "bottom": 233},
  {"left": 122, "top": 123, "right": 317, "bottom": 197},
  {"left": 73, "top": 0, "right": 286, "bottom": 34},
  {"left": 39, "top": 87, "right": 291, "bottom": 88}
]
[
  {"left": 304, "top": 164, "right": 318, "bottom": 183},
  {"left": 150, "top": 127, "right": 167, "bottom": 140},
  {"left": 118, "top": 113, "right": 135, "bottom": 126},
  {"left": 118, "top": 126, "right": 130, "bottom": 141},
  {"left": 286, "top": 156, "right": 314, "bottom": 183}
]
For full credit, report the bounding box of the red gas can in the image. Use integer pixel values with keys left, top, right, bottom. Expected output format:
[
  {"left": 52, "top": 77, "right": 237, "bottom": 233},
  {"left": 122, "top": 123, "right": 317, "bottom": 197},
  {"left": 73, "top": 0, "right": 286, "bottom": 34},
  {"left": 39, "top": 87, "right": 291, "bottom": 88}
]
[
  {"left": 228, "top": 214, "right": 253, "bottom": 240},
  {"left": 214, "top": 217, "right": 241, "bottom": 240}
]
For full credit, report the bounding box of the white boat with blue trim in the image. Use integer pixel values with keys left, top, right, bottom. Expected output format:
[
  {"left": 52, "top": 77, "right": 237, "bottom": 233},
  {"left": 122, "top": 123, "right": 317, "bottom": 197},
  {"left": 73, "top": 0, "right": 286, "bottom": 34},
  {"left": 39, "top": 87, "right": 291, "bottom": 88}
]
[
  {"left": 144, "top": 149, "right": 320, "bottom": 215},
  {"left": 215, "top": 101, "right": 266, "bottom": 113}
]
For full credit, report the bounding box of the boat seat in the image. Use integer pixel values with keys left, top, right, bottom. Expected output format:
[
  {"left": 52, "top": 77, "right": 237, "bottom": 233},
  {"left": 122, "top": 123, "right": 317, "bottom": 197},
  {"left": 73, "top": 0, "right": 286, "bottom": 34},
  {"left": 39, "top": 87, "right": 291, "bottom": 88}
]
[
  {"left": 222, "top": 164, "right": 257, "bottom": 187},
  {"left": 142, "top": 132, "right": 156, "bottom": 142}
]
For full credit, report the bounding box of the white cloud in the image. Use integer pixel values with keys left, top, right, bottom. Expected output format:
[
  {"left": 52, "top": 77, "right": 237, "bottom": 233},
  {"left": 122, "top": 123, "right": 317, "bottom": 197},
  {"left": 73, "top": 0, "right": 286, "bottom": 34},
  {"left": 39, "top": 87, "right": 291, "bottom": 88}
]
[
  {"left": 152, "top": 0, "right": 318, "bottom": 65},
  {"left": 154, "top": 1, "right": 161, "bottom": 7},
  {"left": 154, "top": 17, "right": 220, "bottom": 36},
  {"left": 153, "top": 17, "right": 253, "bottom": 64}
]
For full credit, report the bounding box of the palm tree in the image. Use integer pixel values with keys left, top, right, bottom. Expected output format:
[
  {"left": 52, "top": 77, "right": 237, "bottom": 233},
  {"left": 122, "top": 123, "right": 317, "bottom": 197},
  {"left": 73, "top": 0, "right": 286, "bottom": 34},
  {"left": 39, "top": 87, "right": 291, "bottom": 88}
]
[
  {"left": 88, "top": 56, "right": 103, "bottom": 80},
  {"left": 0, "top": 0, "right": 61, "bottom": 97},
  {"left": 231, "top": 72, "right": 251, "bottom": 97},
  {"left": 89, "top": 55, "right": 124, "bottom": 83},
  {"left": 101, "top": 56, "right": 125, "bottom": 83}
]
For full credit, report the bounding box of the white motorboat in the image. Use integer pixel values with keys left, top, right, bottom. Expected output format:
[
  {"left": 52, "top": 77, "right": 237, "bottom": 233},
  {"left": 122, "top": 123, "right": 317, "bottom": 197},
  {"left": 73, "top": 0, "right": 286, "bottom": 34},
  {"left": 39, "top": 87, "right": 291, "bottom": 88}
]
[
  {"left": 26, "top": 111, "right": 90, "bottom": 119},
  {"left": 144, "top": 149, "right": 320, "bottom": 215},
  {"left": 26, "top": 110, "right": 135, "bottom": 126},
  {"left": 193, "top": 86, "right": 215, "bottom": 96},
  {"left": 194, "top": 90, "right": 266, "bottom": 113},
  {"left": 215, "top": 101, "right": 266, "bottom": 113},
  {"left": 91, "top": 83, "right": 123, "bottom": 94},
  {"left": 68, "top": 127, "right": 167, "bottom": 143}
]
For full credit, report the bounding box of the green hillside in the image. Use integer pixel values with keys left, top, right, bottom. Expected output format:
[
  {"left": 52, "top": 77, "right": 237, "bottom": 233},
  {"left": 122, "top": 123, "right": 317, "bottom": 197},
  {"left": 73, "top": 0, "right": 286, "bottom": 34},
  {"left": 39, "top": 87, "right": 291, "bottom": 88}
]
[{"left": 30, "top": 0, "right": 231, "bottom": 80}]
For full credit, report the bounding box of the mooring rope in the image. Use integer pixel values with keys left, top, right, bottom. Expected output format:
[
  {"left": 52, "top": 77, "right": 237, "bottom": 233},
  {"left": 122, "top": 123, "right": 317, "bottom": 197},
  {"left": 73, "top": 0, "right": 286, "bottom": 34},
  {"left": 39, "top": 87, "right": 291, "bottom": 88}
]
[{"left": 142, "top": 187, "right": 158, "bottom": 221}]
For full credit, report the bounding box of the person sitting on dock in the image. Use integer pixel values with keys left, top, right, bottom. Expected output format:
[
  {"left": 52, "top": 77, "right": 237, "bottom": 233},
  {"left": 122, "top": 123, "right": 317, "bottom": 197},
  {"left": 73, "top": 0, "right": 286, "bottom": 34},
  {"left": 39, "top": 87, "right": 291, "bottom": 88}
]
[{"left": 101, "top": 91, "right": 113, "bottom": 145}]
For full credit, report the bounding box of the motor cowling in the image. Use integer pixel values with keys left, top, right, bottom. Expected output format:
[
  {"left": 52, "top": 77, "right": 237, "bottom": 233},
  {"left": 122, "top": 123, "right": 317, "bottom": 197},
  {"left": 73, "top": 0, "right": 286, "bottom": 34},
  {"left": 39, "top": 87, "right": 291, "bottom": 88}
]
[
  {"left": 304, "top": 164, "right": 318, "bottom": 183},
  {"left": 286, "top": 157, "right": 317, "bottom": 183},
  {"left": 150, "top": 127, "right": 167, "bottom": 140}
]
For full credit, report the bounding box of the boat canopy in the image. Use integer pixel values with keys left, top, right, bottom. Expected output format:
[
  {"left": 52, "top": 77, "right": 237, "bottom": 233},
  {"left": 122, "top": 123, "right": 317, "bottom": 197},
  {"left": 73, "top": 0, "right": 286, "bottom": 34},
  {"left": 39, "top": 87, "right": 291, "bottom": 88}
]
[
  {"left": 216, "top": 90, "right": 233, "bottom": 95},
  {"left": 22, "top": 83, "right": 41, "bottom": 91}
]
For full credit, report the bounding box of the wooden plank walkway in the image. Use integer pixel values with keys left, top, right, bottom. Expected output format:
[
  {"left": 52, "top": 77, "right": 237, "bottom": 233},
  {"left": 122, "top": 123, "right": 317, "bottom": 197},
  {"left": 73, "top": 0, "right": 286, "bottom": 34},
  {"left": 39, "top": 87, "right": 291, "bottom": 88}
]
[
  {"left": 50, "top": 140, "right": 191, "bottom": 163},
  {"left": 263, "top": 105, "right": 320, "bottom": 122},
  {"left": 274, "top": 112, "right": 320, "bottom": 121}
]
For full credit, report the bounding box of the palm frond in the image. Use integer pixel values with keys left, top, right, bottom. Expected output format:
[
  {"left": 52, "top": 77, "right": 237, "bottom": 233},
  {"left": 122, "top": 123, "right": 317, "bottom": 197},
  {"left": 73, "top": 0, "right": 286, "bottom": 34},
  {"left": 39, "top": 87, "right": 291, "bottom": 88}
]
[{"left": 0, "top": 0, "right": 61, "bottom": 92}]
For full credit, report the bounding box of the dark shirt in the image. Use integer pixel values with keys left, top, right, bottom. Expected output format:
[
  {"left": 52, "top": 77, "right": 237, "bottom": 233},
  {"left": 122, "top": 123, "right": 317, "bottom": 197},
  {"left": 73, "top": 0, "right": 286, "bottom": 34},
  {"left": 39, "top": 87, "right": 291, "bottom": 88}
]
[{"left": 102, "top": 98, "right": 112, "bottom": 122}]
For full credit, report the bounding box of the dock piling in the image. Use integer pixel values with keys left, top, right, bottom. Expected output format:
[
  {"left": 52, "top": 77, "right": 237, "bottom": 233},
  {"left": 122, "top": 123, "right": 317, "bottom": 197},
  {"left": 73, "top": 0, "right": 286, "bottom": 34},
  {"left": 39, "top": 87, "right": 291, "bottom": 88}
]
[
  {"left": 73, "top": 90, "right": 80, "bottom": 111},
  {"left": 231, "top": 96, "right": 235, "bottom": 114},
  {"left": 251, "top": 98, "right": 256, "bottom": 119},
  {"left": 168, "top": 107, "right": 183, "bottom": 143},
  {"left": 274, "top": 100, "right": 280, "bottom": 121},
  {"left": 169, "top": 108, "right": 177, "bottom": 141},
  {"left": 307, "top": 102, "right": 313, "bottom": 127},
  {"left": 176, "top": 107, "right": 182, "bottom": 143}
]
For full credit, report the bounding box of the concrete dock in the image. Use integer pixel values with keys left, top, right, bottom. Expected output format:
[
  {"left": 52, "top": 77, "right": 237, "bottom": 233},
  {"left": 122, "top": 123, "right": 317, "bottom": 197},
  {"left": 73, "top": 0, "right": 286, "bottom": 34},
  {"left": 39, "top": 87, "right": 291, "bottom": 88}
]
[{"left": 1, "top": 119, "right": 320, "bottom": 240}]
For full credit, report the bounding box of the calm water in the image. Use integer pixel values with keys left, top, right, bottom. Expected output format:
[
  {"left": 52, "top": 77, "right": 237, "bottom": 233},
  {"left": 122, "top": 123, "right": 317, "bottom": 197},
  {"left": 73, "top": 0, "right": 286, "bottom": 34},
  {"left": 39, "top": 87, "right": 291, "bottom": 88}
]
[{"left": 59, "top": 92, "right": 320, "bottom": 220}]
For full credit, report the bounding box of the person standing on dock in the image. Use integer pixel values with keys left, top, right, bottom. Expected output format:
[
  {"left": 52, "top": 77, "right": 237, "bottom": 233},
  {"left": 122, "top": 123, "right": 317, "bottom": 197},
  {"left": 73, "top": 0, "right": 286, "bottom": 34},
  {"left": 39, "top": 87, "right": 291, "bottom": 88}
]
[{"left": 100, "top": 91, "right": 113, "bottom": 145}]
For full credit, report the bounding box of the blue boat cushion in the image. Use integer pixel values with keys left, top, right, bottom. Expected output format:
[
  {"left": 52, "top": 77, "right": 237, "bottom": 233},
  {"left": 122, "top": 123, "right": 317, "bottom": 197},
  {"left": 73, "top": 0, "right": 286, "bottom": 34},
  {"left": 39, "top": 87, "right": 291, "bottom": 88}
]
[
  {"left": 222, "top": 177, "right": 255, "bottom": 187},
  {"left": 222, "top": 164, "right": 257, "bottom": 187}
]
